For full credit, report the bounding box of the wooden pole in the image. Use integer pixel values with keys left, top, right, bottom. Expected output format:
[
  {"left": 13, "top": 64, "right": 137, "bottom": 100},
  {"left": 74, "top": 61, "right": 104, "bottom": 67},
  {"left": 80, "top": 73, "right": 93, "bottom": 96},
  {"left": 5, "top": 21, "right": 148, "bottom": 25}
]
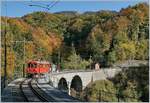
[{"left": 4, "top": 1, "right": 8, "bottom": 88}]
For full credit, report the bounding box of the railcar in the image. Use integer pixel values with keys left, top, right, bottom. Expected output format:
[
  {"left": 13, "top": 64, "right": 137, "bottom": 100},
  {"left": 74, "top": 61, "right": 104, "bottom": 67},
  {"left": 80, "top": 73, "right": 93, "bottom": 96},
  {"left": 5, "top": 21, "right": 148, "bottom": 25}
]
[{"left": 26, "top": 60, "right": 51, "bottom": 74}]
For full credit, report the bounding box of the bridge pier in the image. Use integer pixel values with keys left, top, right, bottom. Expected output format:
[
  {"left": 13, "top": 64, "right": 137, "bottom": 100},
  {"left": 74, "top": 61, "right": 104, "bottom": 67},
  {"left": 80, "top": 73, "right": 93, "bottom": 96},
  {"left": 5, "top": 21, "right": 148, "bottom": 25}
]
[{"left": 67, "top": 81, "right": 71, "bottom": 95}]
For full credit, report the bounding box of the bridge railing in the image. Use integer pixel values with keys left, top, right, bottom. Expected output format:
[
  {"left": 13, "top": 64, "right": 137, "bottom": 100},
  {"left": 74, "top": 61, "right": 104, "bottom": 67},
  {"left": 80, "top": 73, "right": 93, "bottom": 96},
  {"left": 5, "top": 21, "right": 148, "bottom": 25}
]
[
  {"left": 50, "top": 67, "right": 123, "bottom": 75},
  {"left": 51, "top": 69, "right": 93, "bottom": 75}
]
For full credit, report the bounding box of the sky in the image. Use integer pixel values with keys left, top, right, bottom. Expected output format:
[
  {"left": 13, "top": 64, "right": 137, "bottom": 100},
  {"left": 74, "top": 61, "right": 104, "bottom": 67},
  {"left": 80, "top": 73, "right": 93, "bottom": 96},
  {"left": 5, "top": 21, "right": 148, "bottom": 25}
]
[{"left": 1, "top": 0, "right": 149, "bottom": 17}]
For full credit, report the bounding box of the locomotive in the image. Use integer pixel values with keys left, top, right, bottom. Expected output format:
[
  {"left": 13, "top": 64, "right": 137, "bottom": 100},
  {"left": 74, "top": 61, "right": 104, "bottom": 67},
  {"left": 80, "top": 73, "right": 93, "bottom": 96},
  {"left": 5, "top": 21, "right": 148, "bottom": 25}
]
[{"left": 26, "top": 60, "right": 51, "bottom": 76}]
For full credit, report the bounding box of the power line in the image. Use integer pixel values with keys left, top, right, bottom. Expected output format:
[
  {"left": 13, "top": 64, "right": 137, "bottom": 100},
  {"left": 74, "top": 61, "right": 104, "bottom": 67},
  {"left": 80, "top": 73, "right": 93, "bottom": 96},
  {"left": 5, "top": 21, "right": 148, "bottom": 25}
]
[
  {"left": 47, "top": 0, "right": 59, "bottom": 10},
  {"left": 46, "top": 0, "right": 57, "bottom": 7},
  {"left": 29, "top": 4, "right": 50, "bottom": 10},
  {"left": 28, "top": 0, "right": 60, "bottom": 12},
  {"left": 30, "top": 0, "right": 48, "bottom": 6}
]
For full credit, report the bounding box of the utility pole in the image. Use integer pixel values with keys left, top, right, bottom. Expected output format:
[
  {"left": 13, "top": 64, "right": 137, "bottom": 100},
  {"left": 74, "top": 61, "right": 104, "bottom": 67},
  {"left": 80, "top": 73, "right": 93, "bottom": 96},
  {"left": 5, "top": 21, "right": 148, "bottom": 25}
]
[
  {"left": 57, "top": 50, "right": 61, "bottom": 72},
  {"left": 23, "top": 38, "right": 26, "bottom": 77},
  {"left": 4, "top": 0, "right": 8, "bottom": 88},
  {"left": 11, "top": 40, "right": 32, "bottom": 78},
  {"left": 90, "top": 55, "right": 92, "bottom": 69},
  {"left": 58, "top": 50, "right": 61, "bottom": 64},
  {"left": 4, "top": 18, "right": 7, "bottom": 88}
]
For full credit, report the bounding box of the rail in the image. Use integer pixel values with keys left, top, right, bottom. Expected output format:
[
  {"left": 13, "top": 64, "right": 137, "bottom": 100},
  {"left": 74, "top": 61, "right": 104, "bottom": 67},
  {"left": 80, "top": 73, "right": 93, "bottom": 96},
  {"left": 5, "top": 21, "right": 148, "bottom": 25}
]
[
  {"left": 33, "top": 79, "right": 57, "bottom": 102},
  {"left": 19, "top": 79, "right": 29, "bottom": 102},
  {"left": 20, "top": 78, "right": 49, "bottom": 102},
  {"left": 29, "top": 79, "right": 49, "bottom": 102}
]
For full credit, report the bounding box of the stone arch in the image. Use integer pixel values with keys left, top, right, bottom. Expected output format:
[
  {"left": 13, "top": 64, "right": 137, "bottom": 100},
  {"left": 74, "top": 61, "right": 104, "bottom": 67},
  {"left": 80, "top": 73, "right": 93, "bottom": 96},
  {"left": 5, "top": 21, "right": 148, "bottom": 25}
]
[
  {"left": 58, "top": 77, "right": 68, "bottom": 92},
  {"left": 70, "top": 75, "right": 82, "bottom": 96}
]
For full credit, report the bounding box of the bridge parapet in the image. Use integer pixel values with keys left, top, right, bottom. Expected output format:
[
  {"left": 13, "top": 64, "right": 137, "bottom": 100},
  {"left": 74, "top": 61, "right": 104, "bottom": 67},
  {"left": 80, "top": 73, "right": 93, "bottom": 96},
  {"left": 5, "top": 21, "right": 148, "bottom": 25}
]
[
  {"left": 51, "top": 67, "right": 121, "bottom": 75},
  {"left": 49, "top": 68, "right": 122, "bottom": 92}
]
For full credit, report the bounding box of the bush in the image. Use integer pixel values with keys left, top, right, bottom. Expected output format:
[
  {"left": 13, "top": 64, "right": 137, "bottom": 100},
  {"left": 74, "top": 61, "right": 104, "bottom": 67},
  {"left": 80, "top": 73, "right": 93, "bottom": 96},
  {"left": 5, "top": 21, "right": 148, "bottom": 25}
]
[{"left": 82, "top": 80, "right": 117, "bottom": 102}]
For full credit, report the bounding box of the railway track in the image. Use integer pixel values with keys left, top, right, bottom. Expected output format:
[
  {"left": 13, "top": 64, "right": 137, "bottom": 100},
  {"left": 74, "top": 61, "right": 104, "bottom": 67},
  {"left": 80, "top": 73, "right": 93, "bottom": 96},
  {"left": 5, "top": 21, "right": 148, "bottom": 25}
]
[
  {"left": 29, "top": 79, "right": 50, "bottom": 102},
  {"left": 20, "top": 78, "right": 79, "bottom": 102},
  {"left": 20, "top": 79, "right": 29, "bottom": 102},
  {"left": 20, "top": 78, "right": 49, "bottom": 102},
  {"left": 36, "top": 81, "right": 79, "bottom": 102}
]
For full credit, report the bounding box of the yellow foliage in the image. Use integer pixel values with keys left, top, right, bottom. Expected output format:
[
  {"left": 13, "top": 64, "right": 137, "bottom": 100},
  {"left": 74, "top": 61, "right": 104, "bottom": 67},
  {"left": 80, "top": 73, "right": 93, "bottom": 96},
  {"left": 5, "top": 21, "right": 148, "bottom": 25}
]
[
  {"left": 25, "top": 42, "right": 35, "bottom": 61},
  {"left": 120, "top": 8, "right": 135, "bottom": 16},
  {"left": 32, "top": 28, "right": 52, "bottom": 53},
  {"left": 8, "top": 18, "right": 30, "bottom": 33},
  {"left": 91, "top": 24, "right": 103, "bottom": 37},
  {"left": 6, "top": 49, "right": 15, "bottom": 78},
  {"left": 116, "top": 16, "right": 130, "bottom": 32},
  {"left": 32, "top": 27, "right": 62, "bottom": 54},
  {"left": 117, "top": 41, "right": 136, "bottom": 60},
  {"left": 70, "top": 18, "right": 85, "bottom": 32}
]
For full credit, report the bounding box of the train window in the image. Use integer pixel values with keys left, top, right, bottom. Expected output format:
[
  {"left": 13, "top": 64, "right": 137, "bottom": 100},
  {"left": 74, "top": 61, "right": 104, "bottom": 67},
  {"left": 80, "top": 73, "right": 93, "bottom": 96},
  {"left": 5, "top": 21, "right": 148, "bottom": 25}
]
[
  {"left": 30, "top": 63, "right": 37, "bottom": 68},
  {"left": 31, "top": 64, "right": 34, "bottom": 68},
  {"left": 37, "top": 64, "right": 40, "bottom": 68},
  {"left": 34, "top": 64, "right": 37, "bottom": 68},
  {"left": 43, "top": 64, "right": 46, "bottom": 68},
  {"left": 28, "top": 63, "right": 31, "bottom": 68},
  {"left": 39, "top": 64, "right": 42, "bottom": 68},
  {"left": 47, "top": 64, "right": 50, "bottom": 68}
]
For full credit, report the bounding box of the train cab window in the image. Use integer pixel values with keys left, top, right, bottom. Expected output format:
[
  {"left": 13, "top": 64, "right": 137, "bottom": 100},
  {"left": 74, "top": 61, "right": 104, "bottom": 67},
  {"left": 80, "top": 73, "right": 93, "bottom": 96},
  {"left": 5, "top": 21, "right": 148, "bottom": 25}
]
[
  {"left": 28, "top": 63, "right": 31, "bottom": 68},
  {"left": 31, "top": 64, "right": 33, "bottom": 68},
  {"left": 43, "top": 64, "right": 46, "bottom": 68},
  {"left": 47, "top": 64, "right": 50, "bottom": 68},
  {"left": 30, "top": 63, "right": 37, "bottom": 68},
  {"left": 34, "top": 64, "right": 37, "bottom": 68},
  {"left": 39, "top": 64, "right": 42, "bottom": 68},
  {"left": 45, "top": 64, "right": 48, "bottom": 68},
  {"left": 41, "top": 64, "right": 44, "bottom": 68}
]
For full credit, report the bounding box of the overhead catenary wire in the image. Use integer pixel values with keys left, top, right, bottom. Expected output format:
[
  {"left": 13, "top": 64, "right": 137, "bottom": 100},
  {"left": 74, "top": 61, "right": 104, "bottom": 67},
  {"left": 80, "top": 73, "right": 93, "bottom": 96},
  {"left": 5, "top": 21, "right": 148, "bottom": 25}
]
[
  {"left": 29, "top": 4, "right": 51, "bottom": 10},
  {"left": 30, "top": 0, "right": 48, "bottom": 6},
  {"left": 47, "top": 0, "right": 59, "bottom": 10},
  {"left": 28, "top": 0, "right": 60, "bottom": 12},
  {"left": 46, "top": 0, "right": 58, "bottom": 8}
]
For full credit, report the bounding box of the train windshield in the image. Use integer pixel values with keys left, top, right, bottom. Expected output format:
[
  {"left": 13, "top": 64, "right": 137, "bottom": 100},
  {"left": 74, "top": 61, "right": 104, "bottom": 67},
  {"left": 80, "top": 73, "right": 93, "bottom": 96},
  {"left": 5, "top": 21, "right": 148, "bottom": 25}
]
[{"left": 28, "top": 63, "right": 37, "bottom": 68}]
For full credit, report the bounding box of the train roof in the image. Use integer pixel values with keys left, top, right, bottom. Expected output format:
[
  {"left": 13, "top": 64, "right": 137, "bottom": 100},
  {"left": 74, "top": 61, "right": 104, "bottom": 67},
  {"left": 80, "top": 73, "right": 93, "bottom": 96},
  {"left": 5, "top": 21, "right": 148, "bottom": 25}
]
[{"left": 28, "top": 60, "right": 50, "bottom": 64}]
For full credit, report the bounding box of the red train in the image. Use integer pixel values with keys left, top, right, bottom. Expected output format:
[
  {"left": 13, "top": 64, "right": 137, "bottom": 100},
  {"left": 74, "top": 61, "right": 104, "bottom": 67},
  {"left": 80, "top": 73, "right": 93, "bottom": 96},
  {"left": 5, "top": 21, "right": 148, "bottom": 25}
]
[{"left": 26, "top": 60, "right": 51, "bottom": 74}]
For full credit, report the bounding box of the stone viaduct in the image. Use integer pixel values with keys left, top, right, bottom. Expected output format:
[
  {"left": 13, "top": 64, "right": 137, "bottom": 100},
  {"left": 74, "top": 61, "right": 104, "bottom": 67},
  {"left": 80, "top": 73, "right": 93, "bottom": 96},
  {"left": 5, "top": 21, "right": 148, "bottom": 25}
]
[{"left": 49, "top": 68, "right": 122, "bottom": 94}]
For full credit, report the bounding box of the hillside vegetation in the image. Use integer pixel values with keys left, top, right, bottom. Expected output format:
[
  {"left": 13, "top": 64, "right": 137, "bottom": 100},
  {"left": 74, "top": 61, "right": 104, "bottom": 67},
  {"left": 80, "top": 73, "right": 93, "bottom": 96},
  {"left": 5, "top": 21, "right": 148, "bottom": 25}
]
[
  {"left": 81, "top": 65, "right": 149, "bottom": 102},
  {"left": 1, "top": 3, "right": 149, "bottom": 79}
]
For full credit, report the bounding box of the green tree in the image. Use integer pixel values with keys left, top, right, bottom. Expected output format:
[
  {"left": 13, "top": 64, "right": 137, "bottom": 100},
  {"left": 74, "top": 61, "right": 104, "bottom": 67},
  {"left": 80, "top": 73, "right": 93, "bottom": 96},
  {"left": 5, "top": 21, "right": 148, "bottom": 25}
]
[
  {"left": 107, "top": 50, "right": 117, "bottom": 66},
  {"left": 83, "top": 80, "right": 117, "bottom": 102},
  {"left": 135, "top": 39, "right": 148, "bottom": 60},
  {"left": 122, "top": 81, "right": 140, "bottom": 102},
  {"left": 62, "top": 45, "right": 91, "bottom": 70},
  {"left": 112, "top": 65, "right": 149, "bottom": 102},
  {"left": 86, "top": 24, "right": 110, "bottom": 64}
]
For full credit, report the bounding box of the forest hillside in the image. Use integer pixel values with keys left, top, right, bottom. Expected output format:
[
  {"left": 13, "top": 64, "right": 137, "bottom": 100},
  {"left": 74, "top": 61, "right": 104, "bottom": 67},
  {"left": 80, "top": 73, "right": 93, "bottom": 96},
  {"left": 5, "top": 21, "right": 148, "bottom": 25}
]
[{"left": 1, "top": 3, "right": 149, "bottom": 79}]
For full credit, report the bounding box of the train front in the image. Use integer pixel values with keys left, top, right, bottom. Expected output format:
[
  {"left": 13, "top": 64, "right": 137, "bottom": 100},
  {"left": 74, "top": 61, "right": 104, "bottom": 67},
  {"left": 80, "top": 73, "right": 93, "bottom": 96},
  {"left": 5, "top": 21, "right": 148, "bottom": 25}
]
[{"left": 26, "top": 60, "right": 51, "bottom": 79}]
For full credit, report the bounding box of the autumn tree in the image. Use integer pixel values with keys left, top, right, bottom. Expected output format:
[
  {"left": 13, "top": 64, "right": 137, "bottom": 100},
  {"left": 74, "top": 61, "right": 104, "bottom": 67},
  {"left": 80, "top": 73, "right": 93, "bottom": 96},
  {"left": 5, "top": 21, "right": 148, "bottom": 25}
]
[
  {"left": 62, "top": 45, "right": 91, "bottom": 70},
  {"left": 82, "top": 80, "right": 117, "bottom": 102},
  {"left": 86, "top": 24, "right": 111, "bottom": 64}
]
